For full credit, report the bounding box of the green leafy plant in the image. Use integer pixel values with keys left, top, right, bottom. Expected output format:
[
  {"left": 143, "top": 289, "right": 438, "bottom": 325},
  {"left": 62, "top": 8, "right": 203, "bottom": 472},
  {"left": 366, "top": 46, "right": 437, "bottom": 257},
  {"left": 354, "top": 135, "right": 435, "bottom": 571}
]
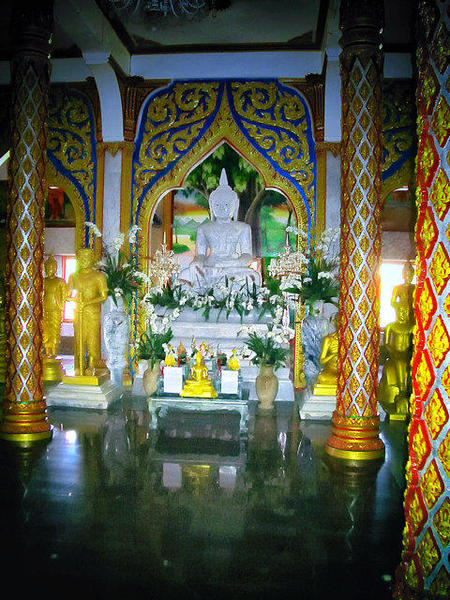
[
  {"left": 137, "top": 326, "right": 173, "bottom": 369},
  {"left": 238, "top": 323, "right": 294, "bottom": 370}
]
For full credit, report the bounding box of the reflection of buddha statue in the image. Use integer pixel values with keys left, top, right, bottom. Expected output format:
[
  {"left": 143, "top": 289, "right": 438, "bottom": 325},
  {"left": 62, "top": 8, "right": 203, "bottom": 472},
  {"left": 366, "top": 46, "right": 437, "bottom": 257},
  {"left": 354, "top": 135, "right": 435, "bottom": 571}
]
[
  {"left": 67, "top": 248, "right": 108, "bottom": 376},
  {"left": 179, "top": 169, "right": 261, "bottom": 293},
  {"left": 379, "top": 301, "right": 414, "bottom": 420},
  {"left": 180, "top": 351, "right": 217, "bottom": 398},
  {"left": 312, "top": 313, "right": 339, "bottom": 396},
  {"left": 43, "top": 254, "right": 67, "bottom": 358}
]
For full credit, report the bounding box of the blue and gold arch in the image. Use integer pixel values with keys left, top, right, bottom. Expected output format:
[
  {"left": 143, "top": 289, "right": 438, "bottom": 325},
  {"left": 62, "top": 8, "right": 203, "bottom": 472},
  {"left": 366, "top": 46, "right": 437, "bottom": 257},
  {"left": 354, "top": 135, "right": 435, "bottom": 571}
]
[
  {"left": 46, "top": 86, "right": 98, "bottom": 249},
  {"left": 132, "top": 79, "right": 317, "bottom": 253},
  {"left": 382, "top": 80, "right": 416, "bottom": 198}
]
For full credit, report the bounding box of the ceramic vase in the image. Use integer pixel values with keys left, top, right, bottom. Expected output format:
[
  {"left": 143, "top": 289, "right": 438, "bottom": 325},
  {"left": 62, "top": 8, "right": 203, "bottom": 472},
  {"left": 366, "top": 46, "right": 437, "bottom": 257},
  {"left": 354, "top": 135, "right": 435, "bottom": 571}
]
[
  {"left": 143, "top": 361, "right": 160, "bottom": 396},
  {"left": 255, "top": 364, "right": 279, "bottom": 410}
]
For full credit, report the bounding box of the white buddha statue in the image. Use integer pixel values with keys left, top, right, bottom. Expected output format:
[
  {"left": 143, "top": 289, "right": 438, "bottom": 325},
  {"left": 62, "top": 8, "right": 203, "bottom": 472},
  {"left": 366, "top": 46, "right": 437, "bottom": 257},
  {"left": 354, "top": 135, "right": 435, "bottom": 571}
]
[{"left": 179, "top": 169, "right": 261, "bottom": 293}]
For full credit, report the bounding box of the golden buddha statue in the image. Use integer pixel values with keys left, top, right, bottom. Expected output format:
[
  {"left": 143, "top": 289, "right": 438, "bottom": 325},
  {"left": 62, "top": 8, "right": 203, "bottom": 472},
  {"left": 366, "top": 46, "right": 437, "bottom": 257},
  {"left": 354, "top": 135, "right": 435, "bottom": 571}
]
[
  {"left": 164, "top": 345, "right": 176, "bottom": 367},
  {"left": 227, "top": 348, "right": 240, "bottom": 371},
  {"left": 391, "top": 261, "right": 415, "bottom": 316},
  {"left": 379, "top": 300, "right": 414, "bottom": 420},
  {"left": 180, "top": 351, "right": 217, "bottom": 398},
  {"left": 66, "top": 248, "right": 108, "bottom": 378},
  {"left": 42, "top": 254, "right": 68, "bottom": 381},
  {"left": 312, "top": 313, "right": 339, "bottom": 396}
]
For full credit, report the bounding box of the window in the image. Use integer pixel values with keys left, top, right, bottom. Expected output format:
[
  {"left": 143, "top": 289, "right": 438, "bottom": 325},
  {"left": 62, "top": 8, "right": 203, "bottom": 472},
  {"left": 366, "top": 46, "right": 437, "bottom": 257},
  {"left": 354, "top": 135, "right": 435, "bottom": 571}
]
[{"left": 62, "top": 256, "right": 77, "bottom": 321}]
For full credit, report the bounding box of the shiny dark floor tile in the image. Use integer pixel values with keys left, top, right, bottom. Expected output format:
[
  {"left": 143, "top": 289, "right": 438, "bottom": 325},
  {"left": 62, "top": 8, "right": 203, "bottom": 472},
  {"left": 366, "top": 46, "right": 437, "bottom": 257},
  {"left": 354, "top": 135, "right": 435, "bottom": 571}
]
[{"left": 0, "top": 395, "right": 408, "bottom": 600}]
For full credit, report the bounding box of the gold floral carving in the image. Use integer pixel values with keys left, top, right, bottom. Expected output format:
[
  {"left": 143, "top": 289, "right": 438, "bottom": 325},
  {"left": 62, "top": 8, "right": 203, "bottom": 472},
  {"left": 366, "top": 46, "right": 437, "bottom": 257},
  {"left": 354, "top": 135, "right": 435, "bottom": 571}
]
[
  {"left": 432, "top": 498, "right": 450, "bottom": 548},
  {"left": 437, "top": 429, "right": 449, "bottom": 477},
  {"left": 420, "top": 460, "right": 444, "bottom": 509},
  {"left": 424, "top": 390, "right": 448, "bottom": 440},
  {"left": 430, "top": 168, "right": 449, "bottom": 221},
  {"left": 428, "top": 316, "right": 450, "bottom": 368},
  {"left": 431, "top": 94, "right": 450, "bottom": 147},
  {"left": 429, "top": 242, "right": 450, "bottom": 294},
  {"left": 417, "top": 528, "right": 441, "bottom": 577}
]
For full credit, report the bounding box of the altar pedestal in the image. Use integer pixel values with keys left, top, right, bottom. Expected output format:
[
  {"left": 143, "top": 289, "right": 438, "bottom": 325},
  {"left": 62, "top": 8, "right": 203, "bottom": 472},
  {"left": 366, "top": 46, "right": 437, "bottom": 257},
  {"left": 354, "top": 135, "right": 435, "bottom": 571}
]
[
  {"left": 46, "top": 378, "right": 122, "bottom": 409},
  {"left": 171, "top": 313, "right": 269, "bottom": 357},
  {"left": 147, "top": 389, "right": 250, "bottom": 435},
  {"left": 298, "top": 388, "right": 336, "bottom": 420}
]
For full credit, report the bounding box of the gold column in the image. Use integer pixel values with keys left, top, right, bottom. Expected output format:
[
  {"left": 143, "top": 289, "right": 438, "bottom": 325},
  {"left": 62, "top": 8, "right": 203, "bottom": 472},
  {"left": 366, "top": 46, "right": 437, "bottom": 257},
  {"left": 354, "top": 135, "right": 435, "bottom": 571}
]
[
  {"left": 0, "top": 5, "right": 53, "bottom": 444},
  {"left": 326, "top": 0, "right": 385, "bottom": 462},
  {"left": 394, "top": 1, "right": 449, "bottom": 597}
]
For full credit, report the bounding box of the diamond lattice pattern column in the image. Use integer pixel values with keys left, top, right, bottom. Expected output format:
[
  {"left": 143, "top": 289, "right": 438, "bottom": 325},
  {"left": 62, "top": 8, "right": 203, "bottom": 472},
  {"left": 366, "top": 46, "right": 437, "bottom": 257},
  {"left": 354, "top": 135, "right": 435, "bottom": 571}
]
[
  {"left": 0, "top": 10, "right": 53, "bottom": 442},
  {"left": 395, "top": 1, "right": 450, "bottom": 597},
  {"left": 326, "top": 0, "right": 385, "bottom": 461}
]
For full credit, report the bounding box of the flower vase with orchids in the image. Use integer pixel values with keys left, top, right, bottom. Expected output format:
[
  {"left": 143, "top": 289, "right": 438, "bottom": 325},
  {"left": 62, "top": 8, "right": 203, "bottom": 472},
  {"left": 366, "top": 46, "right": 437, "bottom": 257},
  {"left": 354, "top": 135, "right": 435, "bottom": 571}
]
[{"left": 239, "top": 322, "right": 295, "bottom": 410}]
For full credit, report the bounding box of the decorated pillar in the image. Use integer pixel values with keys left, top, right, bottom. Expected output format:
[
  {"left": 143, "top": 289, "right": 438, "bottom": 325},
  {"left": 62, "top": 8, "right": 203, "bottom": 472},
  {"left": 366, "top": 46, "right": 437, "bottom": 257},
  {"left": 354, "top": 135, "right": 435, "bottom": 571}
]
[
  {"left": 395, "top": 1, "right": 449, "bottom": 597},
  {"left": 0, "top": 3, "right": 53, "bottom": 443},
  {"left": 326, "top": 0, "right": 385, "bottom": 461}
]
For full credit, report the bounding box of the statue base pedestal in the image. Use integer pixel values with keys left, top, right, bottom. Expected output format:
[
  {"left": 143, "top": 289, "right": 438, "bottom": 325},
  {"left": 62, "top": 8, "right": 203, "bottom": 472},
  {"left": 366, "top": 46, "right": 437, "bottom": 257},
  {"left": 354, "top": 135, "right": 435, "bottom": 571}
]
[
  {"left": 43, "top": 357, "right": 66, "bottom": 382},
  {"left": 62, "top": 373, "right": 109, "bottom": 386},
  {"left": 46, "top": 378, "right": 122, "bottom": 409},
  {"left": 298, "top": 388, "right": 336, "bottom": 420}
]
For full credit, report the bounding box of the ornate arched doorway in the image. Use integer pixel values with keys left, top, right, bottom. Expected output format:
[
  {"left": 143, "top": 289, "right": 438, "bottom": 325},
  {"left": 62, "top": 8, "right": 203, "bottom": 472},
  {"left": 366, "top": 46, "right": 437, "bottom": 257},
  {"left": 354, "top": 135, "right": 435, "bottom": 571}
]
[{"left": 130, "top": 79, "right": 320, "bottom": 386}]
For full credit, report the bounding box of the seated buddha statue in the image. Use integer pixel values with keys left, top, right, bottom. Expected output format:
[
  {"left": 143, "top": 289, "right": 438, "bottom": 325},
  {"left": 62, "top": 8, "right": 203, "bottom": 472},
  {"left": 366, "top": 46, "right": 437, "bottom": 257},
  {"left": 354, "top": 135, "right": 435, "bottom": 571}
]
[
  {"left": 312, "top": 313, "right": 339, "bottom": 396},
  {"left": 378, "top": 296, "right": 414, "bottom": 420},
  {"left": 180, "top": 351, "right": 217, "bottom": 398},
  {"left": 178, "top": 169, "right": 261, "bottom": 293}
]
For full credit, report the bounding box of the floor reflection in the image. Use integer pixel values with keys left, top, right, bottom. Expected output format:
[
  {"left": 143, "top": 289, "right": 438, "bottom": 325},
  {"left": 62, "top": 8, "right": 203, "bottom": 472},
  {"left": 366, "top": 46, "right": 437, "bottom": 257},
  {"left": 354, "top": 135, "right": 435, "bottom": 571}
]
[{"left": 0, "top": 394, "right": 408, "bottom": 600}]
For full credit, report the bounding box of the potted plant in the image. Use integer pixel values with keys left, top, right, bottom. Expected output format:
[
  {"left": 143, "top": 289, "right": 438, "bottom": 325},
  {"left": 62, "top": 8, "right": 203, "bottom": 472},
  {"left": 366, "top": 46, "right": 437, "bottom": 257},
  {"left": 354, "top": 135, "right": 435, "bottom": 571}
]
[
  {"left": 137, "top": 303, "right": 180, "bottom": 396},
  {"left": 239, "top": 323, "right": 295, "bottom": 410}
]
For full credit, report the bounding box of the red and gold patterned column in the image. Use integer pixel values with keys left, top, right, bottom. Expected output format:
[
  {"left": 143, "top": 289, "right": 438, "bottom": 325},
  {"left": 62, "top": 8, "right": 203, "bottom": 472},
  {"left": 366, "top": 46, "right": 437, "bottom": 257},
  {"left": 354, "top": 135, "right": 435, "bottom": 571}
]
[
  {"left": 395, "top": 1, "right": 449, "bottom": 597},
  {"left": 326, "top": 0, "right": 385, "bottom": 462},
  {"left": 0, "top": 6, "right": 53, "bottom": 443}
]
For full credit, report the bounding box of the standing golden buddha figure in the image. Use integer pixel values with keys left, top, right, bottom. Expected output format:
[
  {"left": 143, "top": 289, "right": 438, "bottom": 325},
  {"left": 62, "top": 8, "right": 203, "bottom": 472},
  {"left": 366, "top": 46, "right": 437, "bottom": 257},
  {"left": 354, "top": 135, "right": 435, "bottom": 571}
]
[
  {"left": 42, "top": 254, "right": 67, "bottom": 382},
  {"left": 65, "top": 248, "right": 108, "bottom": 383},
  {"left": 378, "top": 265, "right": 415, "bottom": 420}
]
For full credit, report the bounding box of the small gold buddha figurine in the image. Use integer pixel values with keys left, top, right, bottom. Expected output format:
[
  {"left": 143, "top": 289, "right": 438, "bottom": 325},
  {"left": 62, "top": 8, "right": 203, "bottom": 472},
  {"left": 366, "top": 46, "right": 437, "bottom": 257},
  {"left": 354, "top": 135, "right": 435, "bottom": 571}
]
[
  {"left": 42, "top": 254, "right": 68, "bottom": 382},
  {"left": 227, "top": 348, "right": 240, "bottom": 371},
  {"left": 378, "top": 299, "right": 414, "bottom": 420},
  {"left": 180, "top": 351, "right": 217, "bottom": 398},
  {"left": 177, "top": 340, "right": 186, "bottom": 356},
  {"left": 67, "top": 248, "right": 108, "bottom": 377},
  {"left": 312, "top": 313, "right": 339, "bottom": 396},
  {"left": 164, "top": 345, "right": 176, "bottom": 367}
]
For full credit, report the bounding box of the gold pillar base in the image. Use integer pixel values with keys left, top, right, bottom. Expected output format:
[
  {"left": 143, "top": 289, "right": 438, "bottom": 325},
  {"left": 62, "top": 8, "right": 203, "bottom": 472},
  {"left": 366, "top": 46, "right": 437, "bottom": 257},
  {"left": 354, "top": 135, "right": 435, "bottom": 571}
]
[
  {"left": 0, "top": 404, "right": 52, "bottom": 446},
  {"left": 326, "top": 410, "right": 385, "bottom": 463},
  {"left": 42, "top": 357, "right": 66, "bottom": 382}
]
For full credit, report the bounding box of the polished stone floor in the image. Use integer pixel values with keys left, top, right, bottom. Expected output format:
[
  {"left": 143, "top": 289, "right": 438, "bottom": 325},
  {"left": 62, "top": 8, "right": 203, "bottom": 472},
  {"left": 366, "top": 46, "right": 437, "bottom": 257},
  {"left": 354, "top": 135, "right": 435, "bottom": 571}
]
[{"left": 0, "top": 393, "right": 408, "bottom": 600}]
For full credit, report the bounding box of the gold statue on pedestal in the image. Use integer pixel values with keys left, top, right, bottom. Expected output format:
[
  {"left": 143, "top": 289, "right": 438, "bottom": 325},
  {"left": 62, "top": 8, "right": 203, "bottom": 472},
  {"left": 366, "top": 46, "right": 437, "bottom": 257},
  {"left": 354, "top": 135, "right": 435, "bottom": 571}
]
[
  {"left": 180, "top": 351, "right": 217, "bottom": 398},
  {"left": 379, "top": 269, "right": 415, "bottom": 420},
  {"left": 64, "top": 248, "right": 108, "bottom": 384},
  {"left": 227, "top": 348, "right": 240, "bottom": 371},
  {"left": 42, "top": 254, "right": 67, "bottom": 382},
  {"left": 312, "top": 313, "right": 339, "bottom": 396}
]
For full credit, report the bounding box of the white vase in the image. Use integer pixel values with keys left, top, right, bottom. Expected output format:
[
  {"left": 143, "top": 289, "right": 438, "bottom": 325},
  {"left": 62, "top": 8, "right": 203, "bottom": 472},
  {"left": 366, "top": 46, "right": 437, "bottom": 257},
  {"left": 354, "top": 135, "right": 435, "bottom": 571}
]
[{"left": 103, "top": 295, "right": 130, "bottom": 385}]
